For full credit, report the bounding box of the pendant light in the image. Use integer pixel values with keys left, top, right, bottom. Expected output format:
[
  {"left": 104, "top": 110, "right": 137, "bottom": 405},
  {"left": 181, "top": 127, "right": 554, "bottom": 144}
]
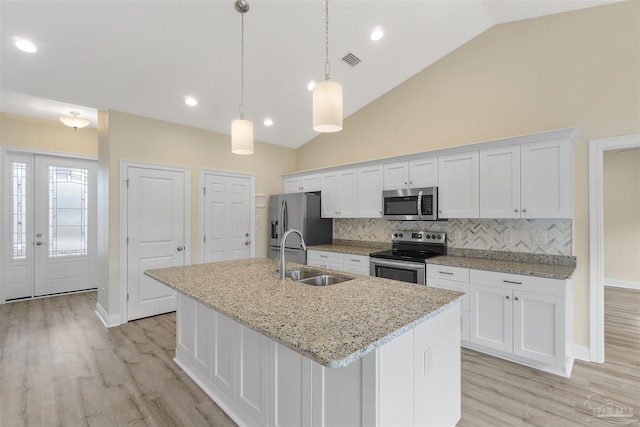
[
  {"left": 313, "top": 0, "right": 343, "bottom": 133},
  {"left": 231, "top": 0, "right": 254, "bottom": 155},
  {"left": 59, "top": 111, "right": 90, "bottom": 131}
]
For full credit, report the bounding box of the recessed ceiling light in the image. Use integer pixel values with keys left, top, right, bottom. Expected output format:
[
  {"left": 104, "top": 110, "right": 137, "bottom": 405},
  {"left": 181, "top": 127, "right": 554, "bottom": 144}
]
[
  {"left": 16, "top": 39, "right": 37, "bottom": 53},
  {"left": 370, "top": 27, "right": 384, "bottom": 41},
  {"left": 264, "top": 118, "right": 274, "bottom": 126},
  {"left": 185, "top": 97, "right": 198, "bottom": 106},
  {"left": 307, "top": 81, "right": 316, "bottom": 91}
]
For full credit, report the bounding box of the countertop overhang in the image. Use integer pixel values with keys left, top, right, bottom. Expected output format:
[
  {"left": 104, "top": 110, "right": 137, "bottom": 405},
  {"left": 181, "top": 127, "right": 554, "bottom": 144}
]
[{"left": 145, "top": 258, "right": 464, "bottom": 368}]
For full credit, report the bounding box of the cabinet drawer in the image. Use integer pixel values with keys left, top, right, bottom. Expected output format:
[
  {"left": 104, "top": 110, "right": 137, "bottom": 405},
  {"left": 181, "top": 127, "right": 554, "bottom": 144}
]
[
  {"left": 343, "top": 254, "right": 369, "bottom": 267},
  {"left": 470, "top": 269, "right": 565, "bottom": 297},
  {"left": 307, "top": 250, "right": 343, "bottom": 264},
  {"left": 428, "top": 277, "right": 469, "bottom": 312},
  {"left": 343, "top": 264, "right": 370, "bottom": 276},
  {"left": 427, "top": 264, "right": 470, "bottom": 282}
]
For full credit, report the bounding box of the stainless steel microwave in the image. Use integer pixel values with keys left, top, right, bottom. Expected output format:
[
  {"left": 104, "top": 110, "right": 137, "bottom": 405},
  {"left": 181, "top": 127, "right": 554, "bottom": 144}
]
[{"left": 382, "top": 187, "right": 438, "bottom": 221}]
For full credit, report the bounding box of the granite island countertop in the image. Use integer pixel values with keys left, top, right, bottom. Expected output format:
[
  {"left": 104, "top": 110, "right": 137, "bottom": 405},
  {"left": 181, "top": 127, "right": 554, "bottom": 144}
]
[{"left": 145, "top": 258, "right": 464, "bottom": 368}]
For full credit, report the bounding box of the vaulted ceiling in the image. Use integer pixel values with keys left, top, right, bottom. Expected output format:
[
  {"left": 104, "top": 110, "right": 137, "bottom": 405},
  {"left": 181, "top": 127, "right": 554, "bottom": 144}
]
[{"left": 0, "top": 0, "right": 620, "bottom": 148}]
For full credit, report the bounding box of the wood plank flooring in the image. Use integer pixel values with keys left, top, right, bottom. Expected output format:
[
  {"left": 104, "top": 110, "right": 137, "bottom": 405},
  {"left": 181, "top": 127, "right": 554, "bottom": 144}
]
[{"left": 0, "top": 287, "right": 638, "bottom": 426}]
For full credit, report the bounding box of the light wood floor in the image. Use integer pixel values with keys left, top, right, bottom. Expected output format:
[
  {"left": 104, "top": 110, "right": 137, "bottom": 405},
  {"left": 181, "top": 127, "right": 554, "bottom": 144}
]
[{"left": 1, "top": 287, "right": 638, "bottom": 426}]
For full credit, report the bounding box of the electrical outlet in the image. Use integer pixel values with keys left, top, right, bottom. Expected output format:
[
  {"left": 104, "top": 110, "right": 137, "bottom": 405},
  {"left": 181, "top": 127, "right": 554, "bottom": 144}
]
[
  {"left": 454, "top": 231, "right": 463, "bottom": 241},
  {"left": 532, "top": 232, "right": 547, "bottom": 245},
  {"left": 503, "top": 230, "right": 513, "bottom": 244}
]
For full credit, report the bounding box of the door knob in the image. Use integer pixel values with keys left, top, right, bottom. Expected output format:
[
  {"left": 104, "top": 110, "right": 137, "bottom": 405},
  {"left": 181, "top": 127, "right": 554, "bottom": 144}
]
[
  {"left": 245, "top": 233, "right": 249, "bottom": 237},
  {"left": 36, "top": 241, "right": 43, "bottom": 246},
  {"left": 244, "top": 241, "right": 251, "bottom": 246},
  {"left": 177, "top": 246, "right": 184, "bottom": 251}
]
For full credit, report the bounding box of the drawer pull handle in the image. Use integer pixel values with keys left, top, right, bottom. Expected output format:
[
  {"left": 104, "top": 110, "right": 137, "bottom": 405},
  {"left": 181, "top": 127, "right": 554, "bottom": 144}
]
[
  {"left": 439, "top": 271, "right": 454, "bottom": 275},
  {"left": 350, "top": 259, "right": 360, "bottom": 262},
  {"left": 319, "top": 255, "right": 328, "bottom": 258},
  {"left": 503, "top": 280, "right": 522, "bottom": 285}
]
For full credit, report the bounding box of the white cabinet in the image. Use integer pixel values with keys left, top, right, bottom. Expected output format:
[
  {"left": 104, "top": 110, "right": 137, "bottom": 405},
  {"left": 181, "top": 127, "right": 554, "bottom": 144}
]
[
  {"left": 480, "top": 145, "right": 521, "bottom": 218},
  {"left": 438, "top": 151, "right": 479, "bottom": 218},
  {"left": 520, "top": 139, "right": 572, "bottom": 218},
  {"left": 427, "top": 265, "right": 470, "bottom": 342},
  {"left": 308, "top": 250, "right": 370, "bottom": 275},
  {"left": 468, "top": 269, "right": 570, "bottom": 373},
  {"left": 383, "top": 158, "right": 438, "bottom": 190},
  {"left": 480, "top": 140, "right": 572, "bottom": 218},
  {"left": 284, "top": 174, "right": 322, "bottom": 193},
  {"left": 321, "top": 169, "right": 357, "bottom": 218},
  {"left": 356, "top": 165, "right": 383, "bottom": 218}
]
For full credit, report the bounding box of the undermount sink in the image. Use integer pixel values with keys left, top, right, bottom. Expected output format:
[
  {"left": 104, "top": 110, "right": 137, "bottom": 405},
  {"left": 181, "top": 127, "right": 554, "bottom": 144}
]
[
  {"left": 283, "top": 268, "right": 354, "bottom": 286},
  {"left": 297, "top": 274, "right": 353, "bottom": 286}
]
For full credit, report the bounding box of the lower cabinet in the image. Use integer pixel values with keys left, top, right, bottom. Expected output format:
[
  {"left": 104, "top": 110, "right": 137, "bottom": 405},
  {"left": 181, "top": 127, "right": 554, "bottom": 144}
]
[
  {"left": 426, "top": 265, "right": 470, "bottom": 342},
  {"left": 307, "top": 249, "right": 370, "bottom": 276},
  {"left": 468, "top": 269, "right": 572, "bottom": 376}
]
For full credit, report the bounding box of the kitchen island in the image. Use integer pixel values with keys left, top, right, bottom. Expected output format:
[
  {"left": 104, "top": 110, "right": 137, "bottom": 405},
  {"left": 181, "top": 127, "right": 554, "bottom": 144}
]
[{"left": 145, "top": 258, "right": 464, "bottom": 427}]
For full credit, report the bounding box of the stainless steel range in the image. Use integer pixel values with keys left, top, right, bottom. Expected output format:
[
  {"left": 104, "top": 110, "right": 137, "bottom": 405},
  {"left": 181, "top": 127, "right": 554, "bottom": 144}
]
[{"left": 369, "top": 230, "right": 446, "bottom": 285}]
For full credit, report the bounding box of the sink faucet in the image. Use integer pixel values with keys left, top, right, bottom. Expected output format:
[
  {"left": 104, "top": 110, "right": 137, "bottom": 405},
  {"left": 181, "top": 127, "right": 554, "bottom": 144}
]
[{"left": 280, "top": 229, "right": 307, "bottom": 280}]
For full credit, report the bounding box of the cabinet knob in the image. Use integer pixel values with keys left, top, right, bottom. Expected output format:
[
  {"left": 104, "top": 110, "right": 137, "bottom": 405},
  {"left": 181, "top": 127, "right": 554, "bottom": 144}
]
[
  {"left": 522, "top": 208, "right": 527, "bottom": 213},
  {"left": 404, "top": 182, "right": 408, "bottom": 185},
  {"left": 514, "top": 209, "right": 519, "bottom": 213},
  {"left": 505, "top": 295, "right": 510, "bottom": 300},
  {"left": 514, "top": 296, "right": 519, "bottom": 301}
]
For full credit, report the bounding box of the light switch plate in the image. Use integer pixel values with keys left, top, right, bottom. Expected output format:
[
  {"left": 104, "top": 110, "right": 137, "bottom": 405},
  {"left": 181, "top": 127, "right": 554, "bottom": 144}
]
[{"left": 532, "top": 232, "right": 547, "bottom": 245}]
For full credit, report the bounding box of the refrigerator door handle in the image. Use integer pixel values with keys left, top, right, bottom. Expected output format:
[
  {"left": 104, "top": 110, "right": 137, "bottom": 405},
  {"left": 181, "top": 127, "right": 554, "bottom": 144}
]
[{"left": 283, "top": 199, "right": 288, "bottom": 233}]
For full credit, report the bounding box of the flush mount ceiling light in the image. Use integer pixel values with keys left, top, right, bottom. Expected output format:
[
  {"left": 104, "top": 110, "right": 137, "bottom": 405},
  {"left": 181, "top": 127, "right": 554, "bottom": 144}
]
[
  {"left": 185, "top": 96, "right": 198, "bottom": 106},
  {"left": 231, "top": 0, "right": 254, "bottom": 155},
  {"left": 263, "top": 118, "right": 274, "bottom": 126},
  {"left": 59, "top": 111, "right": 90, "bottom": 131},
  {"left": 370, "top": 27, "right": 384, "bottom": 41},
  {"left": 15, "top": 38, "right": 37, "bottom": 53},
  {"left": 312, "top": 0, "right": 343, "bottom": 133}
]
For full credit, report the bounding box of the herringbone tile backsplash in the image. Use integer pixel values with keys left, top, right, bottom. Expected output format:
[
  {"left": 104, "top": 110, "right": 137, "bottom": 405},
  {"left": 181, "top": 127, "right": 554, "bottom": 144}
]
[{"left": 334, "top": 218, "right": 572, "bottom": 255}]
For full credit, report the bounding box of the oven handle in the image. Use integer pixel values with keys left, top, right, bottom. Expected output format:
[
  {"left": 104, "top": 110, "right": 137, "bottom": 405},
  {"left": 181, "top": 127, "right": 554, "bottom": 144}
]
[
  {"left": 370, "top": 258, "right": 426, "bottom": 269},
  {"left": 417, "top": 190, "right": 423, "bottom": 219}
]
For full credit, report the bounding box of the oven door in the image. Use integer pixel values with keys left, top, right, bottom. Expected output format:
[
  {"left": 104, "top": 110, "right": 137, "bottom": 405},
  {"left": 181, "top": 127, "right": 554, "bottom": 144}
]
[{"left": 369, "top": 258, "right": 426, "bottom": 285}]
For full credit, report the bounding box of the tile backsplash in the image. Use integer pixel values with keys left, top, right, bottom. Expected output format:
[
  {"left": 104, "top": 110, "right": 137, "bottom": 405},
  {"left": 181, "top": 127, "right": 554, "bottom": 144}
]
[{"left": 334, "top": 218, "right": 572, "bottom": 256}]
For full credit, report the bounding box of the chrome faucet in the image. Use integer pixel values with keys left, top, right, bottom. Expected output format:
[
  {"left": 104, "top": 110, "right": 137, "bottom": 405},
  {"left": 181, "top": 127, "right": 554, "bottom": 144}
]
[{"left": 280, "top": 229, "right": 307, "bottom": 280}]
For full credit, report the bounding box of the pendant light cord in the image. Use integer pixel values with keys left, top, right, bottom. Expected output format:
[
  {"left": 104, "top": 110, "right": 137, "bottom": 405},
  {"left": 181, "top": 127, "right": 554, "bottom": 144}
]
[
  {"left": 324, "top": 0, "right": 331, "bottom": 81},
  {"left": 239, "top": 11, "right": 246, "bottom": 119}
]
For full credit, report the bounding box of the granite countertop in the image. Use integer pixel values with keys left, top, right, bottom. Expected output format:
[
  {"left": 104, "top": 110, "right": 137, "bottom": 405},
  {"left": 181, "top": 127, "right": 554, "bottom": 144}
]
[
  {"left": 145, "top": 258, "right": 464, "bottom": 368},
  {"left": 307, "top": 244, "right": 377, "bottom": 256},
  {"left": 427, "top": 255, "right": 576, "bottom": 280}
]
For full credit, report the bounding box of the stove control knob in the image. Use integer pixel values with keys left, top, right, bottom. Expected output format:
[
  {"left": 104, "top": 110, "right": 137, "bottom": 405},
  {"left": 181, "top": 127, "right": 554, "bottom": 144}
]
[
  {"left": 436, "top": 235, "right": 442, "bottom": 240},
  {"left": 426, "top": 235, "right": 430, "bottom": 239},
  {"left": 394, "top": 233, "right": 398, "bottom": 238},
  {"left": 399, "top": 233, "right": 403, "bottom": 238},
  {"left": 431, "top": 234, "right": 437, "bottom": 239}
]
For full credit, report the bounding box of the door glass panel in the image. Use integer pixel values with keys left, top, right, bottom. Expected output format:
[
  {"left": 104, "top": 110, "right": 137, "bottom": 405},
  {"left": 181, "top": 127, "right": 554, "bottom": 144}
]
[
  {"left": 48, "top": 166, "right": 89, "bottom": 257},
  {"left": 12, "top": 162, "right": 27, "bottom": 260}
]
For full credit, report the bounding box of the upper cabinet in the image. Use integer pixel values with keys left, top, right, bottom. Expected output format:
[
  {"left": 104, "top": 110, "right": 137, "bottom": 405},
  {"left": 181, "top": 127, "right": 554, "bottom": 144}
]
[
  {"left": 383, "top": 158, "right": 438, "bottom": 190},
  {"left": 356, "top": 165, "right": 383, "bottom": 218},
  {"left": 284, "top": 174, "right": 322, "bottom": 194},
  {"left": 520, "top": 140, "right": 572, "bottom": 218},
  {"left": 321, "top": 166, "right": 382, "bottom": 218},
  {"left": 480, "top": 140, "right": 572, "bottom": 218},
  {"left": 438, "top": 151, "right": 480, "bottom": 218}
]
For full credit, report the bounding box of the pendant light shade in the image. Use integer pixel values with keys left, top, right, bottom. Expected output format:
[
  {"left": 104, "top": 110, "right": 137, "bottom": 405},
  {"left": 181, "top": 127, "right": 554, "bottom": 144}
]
[
  {"left": 313, "top": 80, "right": 343, "bottom": 133},
  {"left": 313, "top": 0, "right": 343, "bottom": 133},
  {"left": 231, "top": 118, "right": 254, "bottom": 155},
  {"left": 60, "top": 111, "right": 90, "bottom": 130},
  {"left": 230, "top": 0, "right": 254, "bottom": 155}
]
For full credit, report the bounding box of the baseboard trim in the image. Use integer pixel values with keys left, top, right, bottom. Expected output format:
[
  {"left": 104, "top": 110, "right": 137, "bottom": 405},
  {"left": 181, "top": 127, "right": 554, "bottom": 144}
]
[
  {"left": 573, "top": 344, "right": 591, "bottom": 362},
  {"left": 605, "top": 278, "right": 640, "bottom": 290},
  {"left": 95, "top": 302, "right": 120, "bottom": 328}
]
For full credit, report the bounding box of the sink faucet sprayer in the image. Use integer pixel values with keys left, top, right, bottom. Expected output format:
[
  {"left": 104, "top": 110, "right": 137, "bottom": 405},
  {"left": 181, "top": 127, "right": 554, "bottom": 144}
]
[{"left": 280, "top": 229, "right": 306, "bottom": 280}]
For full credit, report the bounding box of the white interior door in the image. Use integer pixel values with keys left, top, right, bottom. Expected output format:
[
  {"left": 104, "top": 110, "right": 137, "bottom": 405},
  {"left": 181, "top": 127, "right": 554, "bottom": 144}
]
[
  {"left": 203, "top": 173, "right": 251, "bottom": 263},
  {"left": 126, "top": 166, "right": 186, "bottom": 321},
  {"left": 3, "top": 153, "right": 97, "bottom": 300}
]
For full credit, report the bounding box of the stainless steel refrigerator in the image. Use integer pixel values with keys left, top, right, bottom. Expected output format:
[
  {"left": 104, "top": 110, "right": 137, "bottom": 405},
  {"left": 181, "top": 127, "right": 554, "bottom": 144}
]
[{"left": 268, "top": 193, "right": 333, "bottom": 264}]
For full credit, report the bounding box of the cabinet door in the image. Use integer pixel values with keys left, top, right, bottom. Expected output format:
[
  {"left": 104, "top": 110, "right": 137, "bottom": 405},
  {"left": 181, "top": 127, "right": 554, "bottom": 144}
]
[
  {"left": 301, "top": 174, "right": 322, "bottom": 192},
  {"left": 409, "top": 157, "right": 438, "bottom": 188},
  {"left": 176, "top": 293, "right": 195, "bottom": 361},
  {"left": 213, "top": 311, "right": 236, "bottom": 399},
  {"left": 521, "top": 140, "right": 572, "bottom": 218},
  {"left": 321, "top": 173, "right": 337, "bottom": 218},
  {"left": 336, "top": 169, "right": 358, "bottom": 217},
  {"left": 438, "top": 151, "right": 479, "bottom": 218},
  {"left": 194, "top": 302, "right": 213, "bottom": 375},
  {"left": 513, "top": 290, "right": 564, "bottom": 366},
  {"left": 383, "top": 161, "right": 409, "bottom": 190},
  {"left": 284, "top": 177, "right": 302, "bottom": 194},
  {"left": 479, "top": 146, "right": 521, "bottom": 218},
  {"left": 356, "top": 166, "right": 383, "bottom": 218},
  {"left": 469, "top": 284, "right": 512, "bottom": 352}
]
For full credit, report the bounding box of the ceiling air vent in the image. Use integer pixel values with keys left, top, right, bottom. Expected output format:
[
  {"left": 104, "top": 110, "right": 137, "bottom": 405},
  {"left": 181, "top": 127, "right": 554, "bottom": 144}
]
[{"left": 341, "top": 52, "right": 361, "bottom": 67}]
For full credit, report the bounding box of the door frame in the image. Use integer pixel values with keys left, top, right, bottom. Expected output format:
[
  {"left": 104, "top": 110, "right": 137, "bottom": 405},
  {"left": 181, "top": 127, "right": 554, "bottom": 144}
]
[
  {"left": 0, "top": 145, "right": 96, "bottom": 304},
  {"left": 199, "top": 169, "right": 255, "bottom": 263},
  {"left": 588, "top": 133, "right": 640, "bottom": 363},
  {"left": 119, "top": 160, "right": 191, "bottom": 324}
]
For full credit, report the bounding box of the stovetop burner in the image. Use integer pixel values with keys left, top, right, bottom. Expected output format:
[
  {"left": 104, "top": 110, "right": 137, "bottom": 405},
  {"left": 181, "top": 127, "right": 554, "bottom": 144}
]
[{"left": 369, "top": 230, "right": 447, "bottom": 263}]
